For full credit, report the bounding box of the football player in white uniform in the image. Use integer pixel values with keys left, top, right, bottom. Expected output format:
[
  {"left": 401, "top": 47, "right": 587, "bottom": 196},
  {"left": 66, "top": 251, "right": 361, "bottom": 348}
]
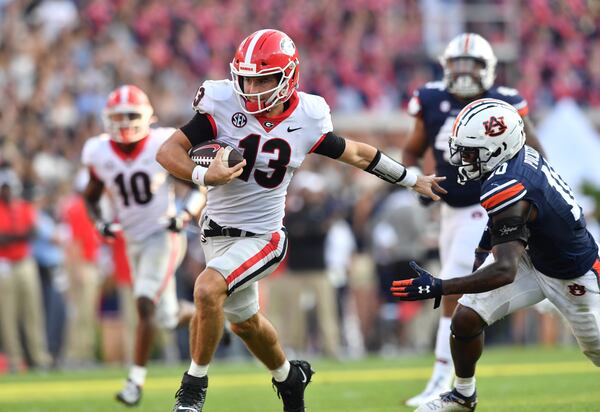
[
  {"left": 401, "top": 33, "right": 545, "bottom": 406},
  {"left": 157, "top": 29, "right": 445, "bottom": 412},
  {"left": 82, "top": 85, "right": 205, "bottom": 407}
]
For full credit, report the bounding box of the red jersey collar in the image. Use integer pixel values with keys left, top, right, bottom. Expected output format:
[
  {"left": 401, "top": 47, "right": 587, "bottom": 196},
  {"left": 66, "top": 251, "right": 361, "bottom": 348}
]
[
  {"left": 109, "top": 135, "right": 150, "bottom": 161},
  {"left": 254, "top": 91, "right": 299, "bottom": 133}
]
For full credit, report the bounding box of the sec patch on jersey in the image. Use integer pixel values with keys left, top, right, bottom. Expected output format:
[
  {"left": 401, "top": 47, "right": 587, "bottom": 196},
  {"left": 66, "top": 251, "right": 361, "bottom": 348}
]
[{"left": 188, "top": 140, "right": 244, "bottom": 168}]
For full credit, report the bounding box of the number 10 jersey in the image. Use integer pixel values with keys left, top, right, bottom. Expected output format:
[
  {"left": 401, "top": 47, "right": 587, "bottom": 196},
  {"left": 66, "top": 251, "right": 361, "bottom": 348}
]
[
  {"left": 192, "top": 80, "right": 333, "bottom": 234},
  {"left": 81, "top": 128, "right": 177, "bottom": 242}
]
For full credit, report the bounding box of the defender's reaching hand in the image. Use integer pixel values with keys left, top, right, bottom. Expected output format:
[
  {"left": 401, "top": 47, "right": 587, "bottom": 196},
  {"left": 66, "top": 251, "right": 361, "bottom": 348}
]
[{"left": 390, "top": 261, "right": 443, "bottom": 308}]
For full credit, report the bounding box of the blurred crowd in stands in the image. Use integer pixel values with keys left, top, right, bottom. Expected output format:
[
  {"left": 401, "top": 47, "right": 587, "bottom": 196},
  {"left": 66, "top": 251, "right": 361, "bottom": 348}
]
[{"left": 0, "top": 0, "right": 596, "bottom": 371}]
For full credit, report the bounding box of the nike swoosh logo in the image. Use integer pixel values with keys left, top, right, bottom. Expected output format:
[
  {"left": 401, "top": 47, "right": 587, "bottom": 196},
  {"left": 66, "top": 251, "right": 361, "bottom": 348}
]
[
  {"left": 287, "top": 126, "right": 302, "bottom": 132},
  {"left": 299, "top": 367, "right": 308, "bottom": 383}
]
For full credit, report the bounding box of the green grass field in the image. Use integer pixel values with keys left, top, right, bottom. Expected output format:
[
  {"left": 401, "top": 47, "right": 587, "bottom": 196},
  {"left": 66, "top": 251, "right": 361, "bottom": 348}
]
[{"left": 1, "top": 345, "right": 598, "bottom": 412}]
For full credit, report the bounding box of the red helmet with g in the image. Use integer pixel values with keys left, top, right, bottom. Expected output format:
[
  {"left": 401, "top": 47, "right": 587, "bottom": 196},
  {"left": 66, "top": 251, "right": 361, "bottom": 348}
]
[{"left": 230, "top": 29, "right": 300, "bottom": 114}]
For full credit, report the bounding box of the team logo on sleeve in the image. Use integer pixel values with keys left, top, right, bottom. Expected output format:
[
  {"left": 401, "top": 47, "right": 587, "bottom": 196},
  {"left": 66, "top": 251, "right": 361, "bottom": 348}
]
[
  {"left": 231, "top": 112, "right": 247, "bottom": 128},
  {"left": 483, "top": 116, "right": 507, "bottom": 136},
  {"left": 568, "top": 283, "right": 586, "bottom": 296}
]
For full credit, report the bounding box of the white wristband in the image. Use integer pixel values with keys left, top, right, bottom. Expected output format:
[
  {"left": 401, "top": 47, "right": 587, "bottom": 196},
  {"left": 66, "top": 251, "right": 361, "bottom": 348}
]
[
  {"left": 400, "top": 168, "right": 418, "bottom": 187},
  {"left": 191, "top": 165, "right": 208, "bottom": 186}
]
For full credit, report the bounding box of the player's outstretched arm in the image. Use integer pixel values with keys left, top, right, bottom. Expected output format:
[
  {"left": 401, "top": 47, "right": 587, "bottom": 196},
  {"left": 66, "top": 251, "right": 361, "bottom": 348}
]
[
  {"left": 337, "top": 138, "right": 446, "bottom": 200},
  {"left": 392, "top": 201, "right": 530, "bottom": 304}
]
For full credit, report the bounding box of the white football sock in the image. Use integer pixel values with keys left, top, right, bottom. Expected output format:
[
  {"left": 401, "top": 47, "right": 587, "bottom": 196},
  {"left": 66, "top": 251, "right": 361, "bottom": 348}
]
[
  {"left": 128, "top": 365, "right": 147, "bottom": 387},
  {"left": 270, "top": 360, "right": 291, "bottom": 382},
  {"left": 188, "top": 360, "right": 209, "bottom": 378},
  {"left": 455, "top": 376, "right": 476, "bottom": 397},
  {"left": 434, "top": 317, "right": 453, "bottom": 368}
]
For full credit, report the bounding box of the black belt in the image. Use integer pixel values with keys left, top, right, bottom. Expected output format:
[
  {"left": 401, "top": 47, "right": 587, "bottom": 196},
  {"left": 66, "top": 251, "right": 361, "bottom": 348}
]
[{"left": 203, "top": 218, "right": 256, "bottom": 238}]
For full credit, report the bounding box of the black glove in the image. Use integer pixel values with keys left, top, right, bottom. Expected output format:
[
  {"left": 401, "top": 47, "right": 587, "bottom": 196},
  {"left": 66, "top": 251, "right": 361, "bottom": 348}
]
[
  {"left": 390, "top": 261, "right": 443, "bottom": 309},
  {"left": 167, "top": 211, "right": 192, "bottom": 233},
  {"left": 472, "top": 250, "right": 490, "bottom": 272},
  {"left": 96, "top": 221, "right": 118, "bottom": 238},
  {"left": 167, "top": 216, "right": 185, "bottom": 233},
  {"left": 417, "top": 194, "right": 434, "bottom": 207}
]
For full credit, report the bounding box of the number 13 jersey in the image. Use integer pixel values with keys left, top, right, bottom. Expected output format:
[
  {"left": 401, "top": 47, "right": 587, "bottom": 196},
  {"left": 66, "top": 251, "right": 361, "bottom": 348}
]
[
  {"left": 81, "top": 128, "right": 177, "bottom": 242},
  {"left": 192, "top": 80, "right": 333, "bottom": 234}
]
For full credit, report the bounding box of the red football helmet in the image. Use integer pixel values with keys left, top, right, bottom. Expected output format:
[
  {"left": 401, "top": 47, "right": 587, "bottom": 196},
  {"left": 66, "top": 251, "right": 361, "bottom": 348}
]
[
  {"left": 103, "top": 85, "right": 154, "bottom": 143},
  {"left": 230, "top": 29, "right": 300, "bottom": 114}
]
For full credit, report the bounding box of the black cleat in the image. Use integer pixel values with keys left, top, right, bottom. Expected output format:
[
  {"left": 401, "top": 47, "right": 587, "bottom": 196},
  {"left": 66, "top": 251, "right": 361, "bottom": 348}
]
[
  {"left": 115, "top": 379, "right": 142, "bottom": 406},
  {"left": 172, "top": 372, "right": 208, "bottom": 412},
  {"left": 272, "top": 360, "right": 315, "bottom": 412}
]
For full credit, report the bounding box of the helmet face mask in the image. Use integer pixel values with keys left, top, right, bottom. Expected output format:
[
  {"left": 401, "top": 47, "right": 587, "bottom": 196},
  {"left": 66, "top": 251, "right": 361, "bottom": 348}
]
[
  {"left": 449, "top": 141, "right": 502, "bottom": 182},
  {"left": 445, "top": 57, "right": 487, "bottom": 98},
  {"left": 103, "top": 85, "right": 154, "bottom": 144},
  {"left": 449, "top": 98, "right": 525, "bottom": 184},
  {"left": 440, "top": 33, "right": 497, "bottom": 98},
  {"left": 230, "top": 29, "right": 299, "bottom": 114}
]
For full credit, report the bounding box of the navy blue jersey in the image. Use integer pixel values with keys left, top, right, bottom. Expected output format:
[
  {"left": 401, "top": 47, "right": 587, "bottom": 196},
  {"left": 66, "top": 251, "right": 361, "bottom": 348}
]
[
  {"left": 480, "top": 146, "right": 598, "bottom": 279},
  {"left": 408, "top": 82, "right": 529, "bottom": 207}
]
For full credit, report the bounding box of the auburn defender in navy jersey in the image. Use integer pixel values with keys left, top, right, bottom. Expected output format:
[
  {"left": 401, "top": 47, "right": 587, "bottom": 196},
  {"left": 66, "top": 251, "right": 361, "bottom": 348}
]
[
  {"left": 402, "top": 33, "right": 545, "bottom": 407},
  {"left": 392, "top": 99, "right": 600, "bottom": 412}
]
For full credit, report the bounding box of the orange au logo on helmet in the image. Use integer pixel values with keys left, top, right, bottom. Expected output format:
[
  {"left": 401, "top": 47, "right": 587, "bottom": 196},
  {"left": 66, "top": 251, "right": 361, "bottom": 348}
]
[
  {"left": 483, "top": 116, "right": 507, "bottom": 137},
  {"left": 280, "top": 37, "right": 296, "bottom": 56}
]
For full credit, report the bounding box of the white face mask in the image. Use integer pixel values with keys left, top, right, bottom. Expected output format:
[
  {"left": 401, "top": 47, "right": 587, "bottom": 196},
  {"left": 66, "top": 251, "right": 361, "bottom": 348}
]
[{"left": 446, "top": 58, "right": 486, "bottom": 97}]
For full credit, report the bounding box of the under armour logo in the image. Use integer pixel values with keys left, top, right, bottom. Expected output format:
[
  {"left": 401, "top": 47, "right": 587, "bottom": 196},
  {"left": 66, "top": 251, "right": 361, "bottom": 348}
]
[{"left": 418, "top": 286, "right": 431, "bottom": 294}]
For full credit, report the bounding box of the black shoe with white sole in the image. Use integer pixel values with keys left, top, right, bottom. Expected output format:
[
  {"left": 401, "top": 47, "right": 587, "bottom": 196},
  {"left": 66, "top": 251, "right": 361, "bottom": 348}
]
[{"left": 272, "top": 360, "right": 314, "bottom": 412}]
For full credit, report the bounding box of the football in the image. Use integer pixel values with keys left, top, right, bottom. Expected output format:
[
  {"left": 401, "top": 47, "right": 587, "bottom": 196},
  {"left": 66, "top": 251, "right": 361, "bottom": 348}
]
[{"left": 188, "top": 140, "right": 244, "bottom": 168}]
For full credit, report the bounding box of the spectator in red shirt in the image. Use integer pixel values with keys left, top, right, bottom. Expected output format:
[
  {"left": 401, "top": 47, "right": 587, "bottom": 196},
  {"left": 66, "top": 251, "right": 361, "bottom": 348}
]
[
  {"left": 0, "top": 167, "right": 51, "bottom": 372},
  {"left": 62, "top": 171, "right": 102, "bottom": 367}
]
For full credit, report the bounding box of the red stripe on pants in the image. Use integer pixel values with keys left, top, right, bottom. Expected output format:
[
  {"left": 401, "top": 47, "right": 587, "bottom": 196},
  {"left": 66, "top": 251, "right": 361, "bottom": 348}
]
[{"left": 226, "top": 232, "right": 281, "bottom": 286}]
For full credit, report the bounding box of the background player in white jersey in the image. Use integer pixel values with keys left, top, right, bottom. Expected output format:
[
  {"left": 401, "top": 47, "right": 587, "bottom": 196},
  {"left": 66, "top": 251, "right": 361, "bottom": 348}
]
[
  {"left": 392, "top": 99, "right": 600, "bottom": 412},
  {"left": 156, "top": 29, "right": 446, "bottom": 412},
  {"left": 81, "top": 85, "right": 205, "bottom": 407},
  {"left": 401, "top": 33, "right": 546, "bottom": 406}
]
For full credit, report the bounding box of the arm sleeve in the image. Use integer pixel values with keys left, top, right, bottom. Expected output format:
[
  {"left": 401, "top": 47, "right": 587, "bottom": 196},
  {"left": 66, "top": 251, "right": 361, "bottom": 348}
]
[
  {"left": 180, "top": 112, "right": 216, "bottom": 147},
  {"left": 312, "top": 132, "right": 346, "bottom": 159}
]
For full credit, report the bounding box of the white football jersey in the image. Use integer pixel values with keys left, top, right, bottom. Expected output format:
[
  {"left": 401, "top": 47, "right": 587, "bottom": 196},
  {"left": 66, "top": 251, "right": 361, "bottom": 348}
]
[
  {"left": 193, "top": 80, "right": 333, "bottom": 233},
  {"left": 81, "top": 128, "right": 177, "bottom": 242}
]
